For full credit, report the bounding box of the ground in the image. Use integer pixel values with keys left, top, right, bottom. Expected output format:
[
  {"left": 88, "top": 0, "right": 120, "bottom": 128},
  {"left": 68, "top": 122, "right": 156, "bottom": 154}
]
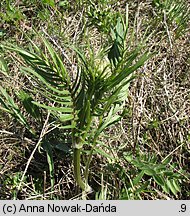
[{"left": 0, "top": 0, "right": 189, "bottom": 200}]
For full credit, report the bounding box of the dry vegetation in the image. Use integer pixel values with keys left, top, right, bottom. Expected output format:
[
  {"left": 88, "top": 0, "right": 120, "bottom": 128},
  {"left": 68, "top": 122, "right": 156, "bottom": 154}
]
[{"left": 0, "top": 0, "right": 190, "bottom": 199}]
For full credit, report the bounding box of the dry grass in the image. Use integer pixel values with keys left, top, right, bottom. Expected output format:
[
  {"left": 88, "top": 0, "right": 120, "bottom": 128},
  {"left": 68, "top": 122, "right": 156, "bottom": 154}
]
[{"left": 0, "top": 0, "right": 189, "bottom": 199}]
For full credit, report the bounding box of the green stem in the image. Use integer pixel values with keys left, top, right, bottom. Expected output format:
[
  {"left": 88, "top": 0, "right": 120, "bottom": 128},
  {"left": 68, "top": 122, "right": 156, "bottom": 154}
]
[
  {"left": 73, "top": 147, "right": 91, "bottom": 192},
  {"left": 84, "top": 136, "right": 98, "bottom": 182},
  {"left": 84, "top": 149, "right": 93, "bottom": 182},
  {"left": 72, "top": 99, "right": 93, "bottom": 192}
]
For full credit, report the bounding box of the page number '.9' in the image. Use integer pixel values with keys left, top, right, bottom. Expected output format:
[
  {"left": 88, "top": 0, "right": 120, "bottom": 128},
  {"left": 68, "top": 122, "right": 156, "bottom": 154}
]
[{"left": 179, "top": 204, "right": 186, "bottom": 213}]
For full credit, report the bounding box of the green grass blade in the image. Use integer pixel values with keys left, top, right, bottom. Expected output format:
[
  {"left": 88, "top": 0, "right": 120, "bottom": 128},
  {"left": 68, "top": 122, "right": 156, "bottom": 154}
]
[
  {"left": 0, "top": 87, "right": 34, "bottom": 134},
  {"left": 21, "top": 67, "right": 70, "bottom": 95},
  {"left": 0, "top": 56, "right": 9, "bottom": 76},
  {"left": 42, "top": 141, "right": 55, "bottom": 197},
  {"left": 17, "top": 90, "right": 41, "bottom": 120},
  {"left": 108, "top": 52, "right": 150, "bottom": 89},
  {"left": 32, "top": 101, "right": 73, "bottom": 113},
  {"left": 59, "top": 114, "right": 74, "bottom": 122}
]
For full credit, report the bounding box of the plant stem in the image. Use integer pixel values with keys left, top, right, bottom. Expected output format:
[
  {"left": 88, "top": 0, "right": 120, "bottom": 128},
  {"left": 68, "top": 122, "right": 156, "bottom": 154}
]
[
  {"left": 72, "top": 100, "right": 93, "bottom": 192},
  {"left": 84, "top": 136, "right": 98, "bottom": 182},
  {"left": 73, "top": 147, "right": 91, "bottom": 192},
  {"left": 84, "top": 149, "right": 93, "bottom": 182}
]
